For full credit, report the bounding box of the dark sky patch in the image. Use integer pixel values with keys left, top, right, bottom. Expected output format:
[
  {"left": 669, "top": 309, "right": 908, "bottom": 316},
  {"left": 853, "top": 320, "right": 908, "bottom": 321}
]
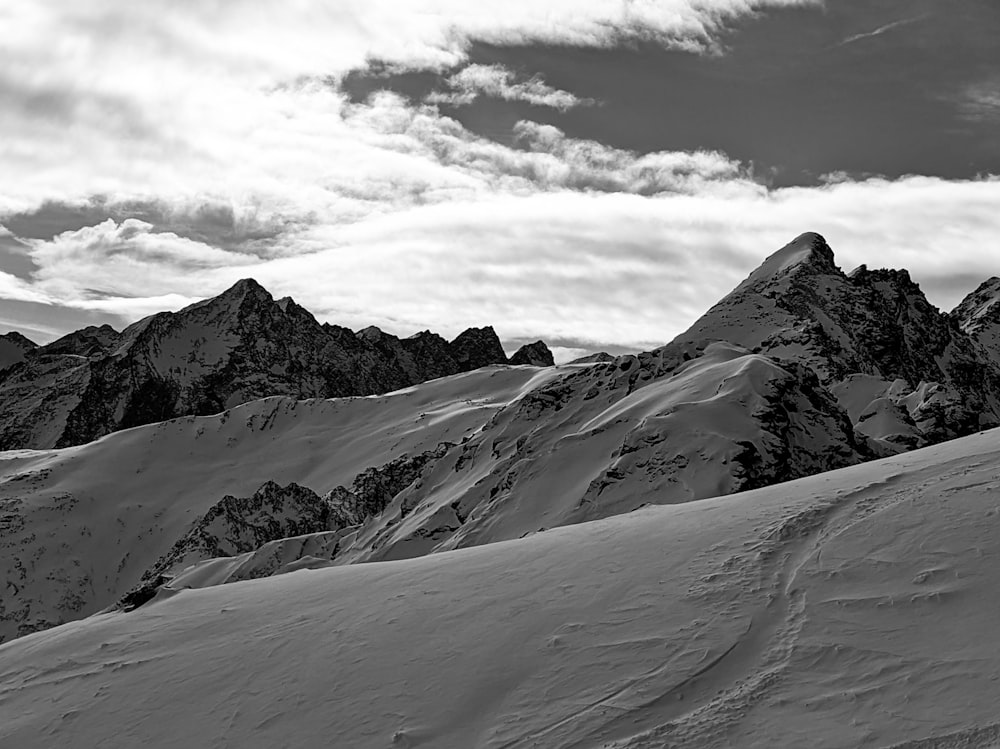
[
  {"left": 0, "top": 234, "right": 40, "bottom": 280},
  {"left": 344, "top": 0, "right": 1000, "bottom": 186}
]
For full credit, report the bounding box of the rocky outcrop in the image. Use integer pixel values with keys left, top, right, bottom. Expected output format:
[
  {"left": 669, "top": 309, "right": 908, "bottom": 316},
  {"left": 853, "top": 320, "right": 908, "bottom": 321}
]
[
  {"left": 449, "top": 326, "right": 508, "bottom": 371},
  {"left": 119, "top": 445, "right": 454, "bottom": 606},
  {"left": 568, "top": 352, "right": 615, "bottom": 364},
  {"left": 509, "top": 340, "right": 555, "bottom": 366},
  {"left": 0, "top": 280, "right": 522, "bottom": 449},
  {"left": 325, "top": 443, "right": 453, "bottom": 528},
  {"left": 119, "top": 481, "right": 331, "bottom": 609}
]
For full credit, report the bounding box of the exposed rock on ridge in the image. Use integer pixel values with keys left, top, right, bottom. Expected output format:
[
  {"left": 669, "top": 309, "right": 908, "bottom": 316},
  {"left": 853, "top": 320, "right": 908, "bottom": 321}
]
[
  {"left": 0, "top": 280, "right": 526, "bottom": 449},
  {"left": 509, "top": 340, "right": 555, "bottom": 366},
  {"left": 672, "top": 232, "right": 1000, "bottom": 449}
]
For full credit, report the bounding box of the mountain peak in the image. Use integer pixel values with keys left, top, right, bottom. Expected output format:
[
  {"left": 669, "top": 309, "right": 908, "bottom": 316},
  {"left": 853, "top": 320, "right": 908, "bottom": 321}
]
[
  {"left": 178, "top": 278, "right": 275, "bottom": 318},
  {"left": 449, "top": 326, "right": 507, "bottom": 371},
  {"left": 953, "top": 276, "right": 1000, "bottom": 339},
  {"left": 220, "top": 277, "right": 271, "bottom": 300},
  {"left": 0, "top": 331, "right": 37, "bottom": 350},
  {"left": 742, "top": 232, "right": 838, "bottom": 289}
]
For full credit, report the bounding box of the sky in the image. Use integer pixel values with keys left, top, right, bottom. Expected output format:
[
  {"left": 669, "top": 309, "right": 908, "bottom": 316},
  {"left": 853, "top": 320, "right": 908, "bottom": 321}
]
[{"left": 1, "top": 1, "right": 998, "bottom": 361}]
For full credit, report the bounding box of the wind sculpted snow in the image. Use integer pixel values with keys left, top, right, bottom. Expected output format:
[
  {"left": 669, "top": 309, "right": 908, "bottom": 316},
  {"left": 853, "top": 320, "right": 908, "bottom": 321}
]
[{"left": 2, "top": 429, "right": 1000, "bottom": 748}]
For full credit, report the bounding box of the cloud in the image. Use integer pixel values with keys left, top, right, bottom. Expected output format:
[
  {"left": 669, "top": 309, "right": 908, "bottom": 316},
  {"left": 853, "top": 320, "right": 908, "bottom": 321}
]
[
  {"left": 426, "top": 64, "right": 595, "bottom": 110},
  {"left": 3, "top": 0, "right": 998, "bottom": 355},
  {"left": 836, "top": 14, "right": 929, "bottom": 47},
  {"left": 958, "top": 79, "right": 1000, "bottom": 123},
  {"left": 24, "top": 219, "right": 257, "bottom": 303},
  {"left": 6, "top": 83, "right": 1000, "bottom": 353}
]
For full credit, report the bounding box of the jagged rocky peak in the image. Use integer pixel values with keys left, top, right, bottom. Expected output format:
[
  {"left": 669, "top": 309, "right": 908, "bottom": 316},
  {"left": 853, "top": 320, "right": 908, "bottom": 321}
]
[
  {"left": 0, "top": 276, "right": 536, "bottom": 449},
  {"left": 449, "top": 326, "right": 508, "bottom": 370},
  {"left": 509, "top": 340, "right": 555, "bottom": 367},
  {"left": 183, "top": 277, "right": 275, "bottom": 317},
  {"left": 356, "top": 325, "right": 388, "bottom": 342},
  {"left": 41, "top": 324, "right": 121, "bottom": 358},
  {"left": 953, "top": 277, "right": 1000, "bottom": 335},
  {"left": 0, "top": 331, "right": 37, "bottom": 370},
  {"left": 0, "top": 331, "right": 37, "bottom": 349},
  {"left": 740, "top": 231, "right": 839, "bottom": 290},
  {"left": 671, "top": 231, "right": 1000, "bottom": 452}
]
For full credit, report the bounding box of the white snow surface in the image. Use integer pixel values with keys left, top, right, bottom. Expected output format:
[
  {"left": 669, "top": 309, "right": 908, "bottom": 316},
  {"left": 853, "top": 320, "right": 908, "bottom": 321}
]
[
  {"left": 0, "top": 365, "right": 564, "bottom": 642},
  {"left": 3, "top": 429, "right": 1000, "bottom": 747}
]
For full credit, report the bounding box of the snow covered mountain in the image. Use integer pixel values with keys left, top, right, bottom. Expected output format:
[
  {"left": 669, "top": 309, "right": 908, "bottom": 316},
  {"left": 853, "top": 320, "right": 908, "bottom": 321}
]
[
  {"left": 0, "top": 279, "right": 547, "bottom": 450},
  {"left": 3, "top": 426, "right": 1000, "bottom": 748},
  {"left": 3, "top": 232, "right": 1000, "bottom": 666},
  {"left": 672, "top": 232, "right": 1000, "bottom": 450},
  {"left": 4, "top": 231, "right": 1000, "bottom": 746}
]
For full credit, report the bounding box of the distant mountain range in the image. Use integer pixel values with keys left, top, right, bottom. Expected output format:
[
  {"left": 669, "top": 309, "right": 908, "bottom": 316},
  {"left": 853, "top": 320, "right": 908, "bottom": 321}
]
[
  {"left": 0, "top": 278, "right": 554, "bottom": 449},
  {"left": 4, "top": 232, "right": 1000, "bottom": 644}
]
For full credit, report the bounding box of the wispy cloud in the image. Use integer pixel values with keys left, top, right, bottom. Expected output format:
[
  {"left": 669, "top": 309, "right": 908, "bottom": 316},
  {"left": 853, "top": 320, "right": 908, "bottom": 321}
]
[
  {"left": 426, "top": 64, "right": 595, "bottom": 110},
  {"left": 836, "top": 14, "right": 928, "bottom": 47},
  {"left": 958, "top": 79, "right": 1000, "bottom": 123}
]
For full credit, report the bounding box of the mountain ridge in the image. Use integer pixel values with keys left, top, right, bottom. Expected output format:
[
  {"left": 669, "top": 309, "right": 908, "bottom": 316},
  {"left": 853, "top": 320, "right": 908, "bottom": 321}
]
[
  {"left": 0, "top": 279, "right": 555, "bottom": 450},
  {"left": 2, "top": 233, "right": 999, "bottom": 645}
]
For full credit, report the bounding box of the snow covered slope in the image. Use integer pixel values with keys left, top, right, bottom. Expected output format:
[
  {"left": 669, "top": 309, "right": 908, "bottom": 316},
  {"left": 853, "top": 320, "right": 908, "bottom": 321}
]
[
  {"left": 0, "top": 365, "right": 563, "bottom": 642},
  {"left": 3, "top": 428, "right": 1000, "bottom": 748},
  {"left": 4, "top": 233, "right": 999, "bottom": 646},
  {"left": 338, "top": 341, "right": 871, "bottom": 565}
]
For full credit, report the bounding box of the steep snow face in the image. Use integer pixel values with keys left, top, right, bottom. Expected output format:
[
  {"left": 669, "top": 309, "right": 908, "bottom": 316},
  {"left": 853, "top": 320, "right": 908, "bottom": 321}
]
[
  {"left": 953, "top": 276, "right": 1000, "bottom": 361},
  {"left": 674, "top": 233, "right": 1000, "bottom": 450},
  {"left": 0, "top": 279, "right": 517, "bottom": 450},
  {"left": 3, "top": 430, "right": 1000, "bottom": 748},
  {"left": 0, "top": 366, "right": 561, "bottom": 643}
]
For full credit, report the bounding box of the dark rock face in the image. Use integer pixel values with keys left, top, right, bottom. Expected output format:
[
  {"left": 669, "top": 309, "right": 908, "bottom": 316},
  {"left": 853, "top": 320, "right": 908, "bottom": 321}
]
[
  {"left": 325, "top": 443, "right": 453, "bottom": 528},
  {"left": 120, "top": 480, "right": 332, "bottom": 608},
  {"left": 449, "top": 326, "right": 507, "bottom": 371},
  {"left": 0, "top": 280, "right": 520, "bottom": 449},
  {"left": 0, "top": 332, "right": 37, "bottom": 372},
  {"left": 42, "top": 325, "right": 121, "bottom": 358},
  {"left": 120, "top": 445, "right": 454, "bottom": 604},
  {"left": 509, "top": 341, "right": 555, "bottom": 367}
]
